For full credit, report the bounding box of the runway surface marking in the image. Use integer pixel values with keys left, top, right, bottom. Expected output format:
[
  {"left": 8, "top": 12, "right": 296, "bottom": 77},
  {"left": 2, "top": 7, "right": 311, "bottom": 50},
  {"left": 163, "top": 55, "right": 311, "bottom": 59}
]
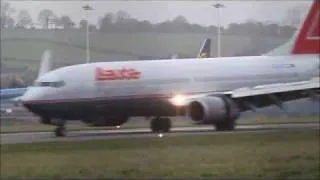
[{"left": 1, "top": 123, "right": 319, "bottom": 144}]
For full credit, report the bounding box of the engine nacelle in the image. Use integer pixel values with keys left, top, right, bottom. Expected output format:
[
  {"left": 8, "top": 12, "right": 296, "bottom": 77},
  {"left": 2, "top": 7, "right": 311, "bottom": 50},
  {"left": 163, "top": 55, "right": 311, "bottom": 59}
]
[
  {"left": 82, "top": 116, "right": 129, "bottom": 127},
  {"left": 187, "top": 95, "right": 240, "bottom": 124}
]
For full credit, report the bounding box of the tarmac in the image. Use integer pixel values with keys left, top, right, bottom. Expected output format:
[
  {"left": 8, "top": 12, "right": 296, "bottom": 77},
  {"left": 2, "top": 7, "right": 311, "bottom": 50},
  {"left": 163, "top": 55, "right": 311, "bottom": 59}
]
[{"left": 1, "top": 123, "right": 318, "bottom": 144}]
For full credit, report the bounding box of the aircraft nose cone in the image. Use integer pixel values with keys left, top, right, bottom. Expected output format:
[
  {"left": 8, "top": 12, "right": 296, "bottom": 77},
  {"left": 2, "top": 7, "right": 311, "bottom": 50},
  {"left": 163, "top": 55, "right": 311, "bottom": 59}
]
[
  {"left": 19, "top": 87, "right": 43, "bottom": 103},
  {"left": 22, "top": 102, "right": 32, "bottom": 111},
  {"left": 19, "top": 88, "right": 43, "bottom": 115},
  {"left": 21, "top": 98, "right": 44, "bottom": 116}
]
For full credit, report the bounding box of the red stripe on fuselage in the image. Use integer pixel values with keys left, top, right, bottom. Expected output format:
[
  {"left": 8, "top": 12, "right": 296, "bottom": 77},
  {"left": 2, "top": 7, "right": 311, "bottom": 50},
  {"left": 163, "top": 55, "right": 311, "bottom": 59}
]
[{"left": 292, "top": 0, "right": 320, "bottom": 54}]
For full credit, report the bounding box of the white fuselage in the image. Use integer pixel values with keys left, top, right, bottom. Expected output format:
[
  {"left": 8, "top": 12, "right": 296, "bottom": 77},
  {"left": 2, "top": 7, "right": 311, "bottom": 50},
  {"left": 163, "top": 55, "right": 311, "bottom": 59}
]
[{"left": 22, "top": 54, "right": 319, "bottom": 103}]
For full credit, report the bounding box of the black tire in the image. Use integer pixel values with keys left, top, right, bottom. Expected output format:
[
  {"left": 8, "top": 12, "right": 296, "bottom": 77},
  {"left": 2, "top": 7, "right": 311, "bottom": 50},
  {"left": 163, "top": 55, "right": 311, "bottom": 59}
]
[
  {"left": 150, "top": 117, "right": 172, "bottom": 133},
  {"left": 55, "top": 126, "right": 66, "bottom": 137},
  {"left": 151, "top": 118, "right": 161, "bottom": 133},
  {"left": 161, "top": 117, "right": 171, "bottom": 133},
  {"left": 214, "top": 118, "right": 235, "bottom": 131}
]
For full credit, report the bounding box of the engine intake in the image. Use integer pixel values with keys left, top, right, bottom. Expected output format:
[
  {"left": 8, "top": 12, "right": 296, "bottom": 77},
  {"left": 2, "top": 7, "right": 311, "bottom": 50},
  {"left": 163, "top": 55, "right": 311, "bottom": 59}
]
[{"left": 187, "top": 95, "right": 240, "bottom": 124}]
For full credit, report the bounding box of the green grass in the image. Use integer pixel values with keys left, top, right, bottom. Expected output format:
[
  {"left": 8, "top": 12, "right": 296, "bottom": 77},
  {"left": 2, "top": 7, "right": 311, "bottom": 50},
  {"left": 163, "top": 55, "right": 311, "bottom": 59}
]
[
  {"left": 1, "top": 29, "right": 288, "bottom": 69},
  {"left": 1, "top": 116, "right": 318, "bottom": 133},
  {"left": 1, "top": 129, "right": 319, "bottom": 179}
]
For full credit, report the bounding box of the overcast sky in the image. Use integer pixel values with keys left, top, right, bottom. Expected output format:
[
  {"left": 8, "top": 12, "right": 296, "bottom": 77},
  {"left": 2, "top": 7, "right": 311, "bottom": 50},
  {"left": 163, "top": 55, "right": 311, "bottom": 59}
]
[{"left": 7, "top": 0, "right": 312, "bottom": 28}]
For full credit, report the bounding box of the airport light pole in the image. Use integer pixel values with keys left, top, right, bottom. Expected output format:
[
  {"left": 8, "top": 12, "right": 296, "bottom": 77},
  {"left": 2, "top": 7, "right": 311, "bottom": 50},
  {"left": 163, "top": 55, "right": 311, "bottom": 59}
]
[
  {"left": 82, "top": 5, "right": 94, "bottom": 63},
  {"left": 213, "top": 3, "right": 225, "bottom": 57}
]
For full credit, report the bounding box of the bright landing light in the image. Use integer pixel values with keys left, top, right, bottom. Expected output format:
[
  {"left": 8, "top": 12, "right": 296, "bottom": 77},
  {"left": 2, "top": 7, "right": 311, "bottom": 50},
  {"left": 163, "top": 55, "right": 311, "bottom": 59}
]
[{"left": 170, "top": 94, "right": 187, "bottom": 106}]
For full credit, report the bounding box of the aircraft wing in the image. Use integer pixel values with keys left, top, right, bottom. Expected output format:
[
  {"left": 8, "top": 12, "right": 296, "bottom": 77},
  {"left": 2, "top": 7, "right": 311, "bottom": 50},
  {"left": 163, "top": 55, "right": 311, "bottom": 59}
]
[
  {"left": 230, "top": 77, "right": 319, "bottom": 111},
  {"left": 169, "top": 77, "right": 320, "bottom": 112}
]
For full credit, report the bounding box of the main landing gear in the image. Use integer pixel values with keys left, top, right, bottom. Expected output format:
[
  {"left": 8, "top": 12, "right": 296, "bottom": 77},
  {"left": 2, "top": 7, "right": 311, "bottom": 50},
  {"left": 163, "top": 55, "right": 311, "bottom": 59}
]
[
  {"left": 55, "top": 122, "right": 66, "bottom": 137},
  {"left": 40, "top": 116, "right": 67, "bottom": 137},
  {"left": 214, "top": 118, "right": 236, "bottom": 131},
  {"left": 150, "top": 117, "right": 172, "bottom": 133}
]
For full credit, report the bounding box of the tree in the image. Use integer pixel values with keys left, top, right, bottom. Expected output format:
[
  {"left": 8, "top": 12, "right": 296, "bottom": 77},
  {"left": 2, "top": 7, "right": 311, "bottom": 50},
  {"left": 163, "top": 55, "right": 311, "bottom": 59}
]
[
  {"left": 115, "top": 10, "right": 130, "bottom": 23},
  {"left": 99, "top": 13, "right": 114, "bottom": 32},
  {"left": 137, "top": 20, "right": 153, "bottom": 32},
  {"left": 1, "top": 1, "right": 15, "bottom": 27},
  {"left": 5, "top": 16, "right": 15, "bottom": 28},
  {"left": 79, "top": 19, "right": 88, "bottom": 29},
  {"left": 172, "top": 16, "right": 188, "bottom": 24},
  {"left": 113, "top": 10, "right": 132, "bottom": 32},
  {"left": 16, "top": 9, "right": 33, "bottom": 28},
  {"left": 168, "top": 15, "right": 189, "bottom": 33},
  {"left": 37, "top": 9, "right": 56, "bottom": 29},
  {"left": 58, "top": 15, "right": 75, "bottom": 29},
  {"left": 8, "top": 76, "right": 25, "bottom": 88},
  {"left": 279, "top": 25, "right": 296, "bottom": 37},
  {"left": 88, "top": 24, "right": 97, "bottom": 31},
  {"left": 79, "top": 19, "right": 96, "bottom": 31}
]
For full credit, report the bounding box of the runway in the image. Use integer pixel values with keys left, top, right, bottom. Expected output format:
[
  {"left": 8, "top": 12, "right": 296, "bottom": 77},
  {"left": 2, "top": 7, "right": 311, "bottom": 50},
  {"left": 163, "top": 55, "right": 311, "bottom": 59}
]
[{"left": 1, "top": 123, "right": 319, "bottom": 144}]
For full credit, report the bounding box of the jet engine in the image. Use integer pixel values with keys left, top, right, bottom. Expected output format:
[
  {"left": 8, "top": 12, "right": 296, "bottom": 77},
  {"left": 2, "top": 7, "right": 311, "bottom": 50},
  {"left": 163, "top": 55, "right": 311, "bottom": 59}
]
[
  {"left": 82, "top": 116, "right": 129, "bottom": 127},
  {"left": 187, "top": 95, "right": 240, "bottom": 124}
]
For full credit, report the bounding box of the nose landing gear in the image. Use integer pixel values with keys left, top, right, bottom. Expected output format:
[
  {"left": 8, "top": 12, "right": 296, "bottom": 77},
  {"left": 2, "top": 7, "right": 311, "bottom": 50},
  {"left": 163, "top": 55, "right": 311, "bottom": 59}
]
[
  {"left": 55, "top": 124, "right": 66, "bottom": 137},
  {"left": 40, "top": 116, "right": 67, "bottom": 137}
]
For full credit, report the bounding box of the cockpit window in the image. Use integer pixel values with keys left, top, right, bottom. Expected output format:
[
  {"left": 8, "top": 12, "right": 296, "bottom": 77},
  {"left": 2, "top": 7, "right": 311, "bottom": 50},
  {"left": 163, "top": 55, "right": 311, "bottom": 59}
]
[{"left": 33, "top": 80, "right": 65, "bottom": 88}]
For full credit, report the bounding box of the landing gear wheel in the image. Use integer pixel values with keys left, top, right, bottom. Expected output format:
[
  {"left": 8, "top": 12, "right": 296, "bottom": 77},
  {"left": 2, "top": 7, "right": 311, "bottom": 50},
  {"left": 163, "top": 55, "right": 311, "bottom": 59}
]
[
  {"left": 214, "top": 118, "right": 235, "bottom": 131},
  {"left": 150, "top": 117, "right": 172, "bottom": 133},
  {"left": 55, "top": 126, "right": 66, "bottom": 137}
]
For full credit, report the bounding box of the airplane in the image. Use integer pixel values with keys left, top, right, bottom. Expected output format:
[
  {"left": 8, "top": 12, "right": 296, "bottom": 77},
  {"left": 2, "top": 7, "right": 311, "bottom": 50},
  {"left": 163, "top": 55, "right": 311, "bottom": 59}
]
[
  {"left": 0, "top": 38, "right": 211, "bottom": 115},
  {"left": 20, "top": 0, "right": 319, "bottom": 137}
]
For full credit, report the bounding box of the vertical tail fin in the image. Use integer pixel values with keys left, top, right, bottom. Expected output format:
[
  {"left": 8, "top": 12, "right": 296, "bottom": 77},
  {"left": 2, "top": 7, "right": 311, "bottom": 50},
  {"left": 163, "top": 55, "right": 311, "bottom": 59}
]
[
  {"left": 265, "top": 0, "right": 319, "bottom": 56},
  {"left": 292, "top": 0, "right": 319, "bottom": 54},
  {"left": 38, "top": 50, "right": 53, "bottom": 78},
  {"left": 197, "top": 38, "right": 211, "bottom": 58}
]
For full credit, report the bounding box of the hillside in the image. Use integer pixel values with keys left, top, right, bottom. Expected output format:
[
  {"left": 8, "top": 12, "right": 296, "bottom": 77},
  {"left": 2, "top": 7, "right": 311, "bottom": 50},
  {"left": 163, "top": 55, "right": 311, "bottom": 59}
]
[{"left": 1, "top": 28, "right": 289, "bottom": 71}]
